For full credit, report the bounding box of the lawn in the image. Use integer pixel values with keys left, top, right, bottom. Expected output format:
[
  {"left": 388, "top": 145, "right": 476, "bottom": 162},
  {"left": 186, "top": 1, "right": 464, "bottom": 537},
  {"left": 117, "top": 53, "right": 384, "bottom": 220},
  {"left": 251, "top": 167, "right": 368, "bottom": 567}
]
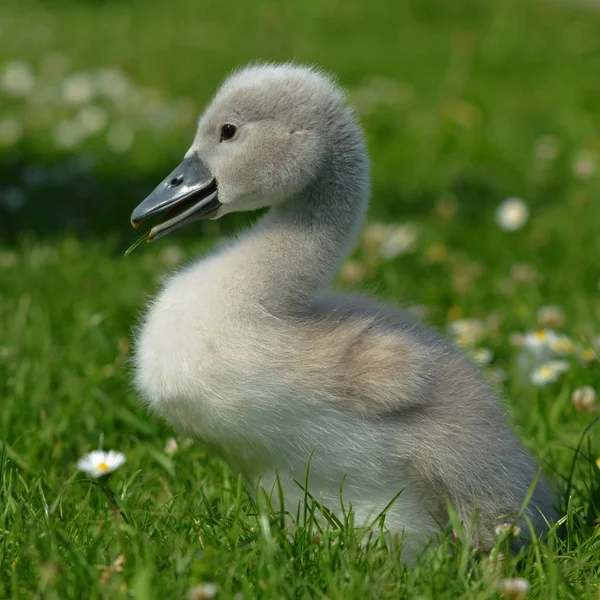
[{"left": 1, "top": 0, "right": 600, "bottom": 597}]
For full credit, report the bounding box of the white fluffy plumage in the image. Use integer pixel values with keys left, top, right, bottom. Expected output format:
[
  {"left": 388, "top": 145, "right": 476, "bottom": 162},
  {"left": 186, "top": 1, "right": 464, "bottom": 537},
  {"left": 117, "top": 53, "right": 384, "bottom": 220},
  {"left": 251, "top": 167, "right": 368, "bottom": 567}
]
[{"left": 133, "top": 63, "right": 555, "bottom": 560}]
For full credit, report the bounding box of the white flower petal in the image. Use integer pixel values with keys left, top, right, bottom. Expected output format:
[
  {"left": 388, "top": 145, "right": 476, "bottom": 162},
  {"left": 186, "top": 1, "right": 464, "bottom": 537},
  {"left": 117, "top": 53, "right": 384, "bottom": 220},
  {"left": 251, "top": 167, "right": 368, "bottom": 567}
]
[
  {"left": 493, "top": 577, "right": 530, "bottom": 599},
  {"left": 1, "top": 61, "right": 36, "bottom": 97},
  {"left": 523, "top": 329, "right": 557, "bottom": 350},
  {"left": 547, "top": 359, "right": 569, "bottom": 373},
  {"left": 61, "top": 72, "right": 95, "bottom": 105},
  {"left": 496, "top": 198, "right": 529, "bottom": 231},
  {"left": 530, "top": 364, "right": 559, "bottom": 386},
  {"left": 77, "top": 450, "right": 126, "bottom": 478}
]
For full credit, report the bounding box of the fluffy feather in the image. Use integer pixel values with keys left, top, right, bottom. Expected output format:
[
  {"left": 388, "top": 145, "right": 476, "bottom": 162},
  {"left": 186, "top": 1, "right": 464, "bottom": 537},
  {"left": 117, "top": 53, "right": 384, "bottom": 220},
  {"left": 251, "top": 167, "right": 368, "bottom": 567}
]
[{"left": 133, "top": 63, "right": 555, "bottom": 559}]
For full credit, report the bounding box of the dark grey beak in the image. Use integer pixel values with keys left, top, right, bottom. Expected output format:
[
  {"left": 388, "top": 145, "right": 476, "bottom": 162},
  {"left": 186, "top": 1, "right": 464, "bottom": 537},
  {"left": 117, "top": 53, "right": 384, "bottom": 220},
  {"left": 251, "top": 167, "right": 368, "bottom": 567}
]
[{"left": 131, "top": 154, "right": 220, "bottom": 241}]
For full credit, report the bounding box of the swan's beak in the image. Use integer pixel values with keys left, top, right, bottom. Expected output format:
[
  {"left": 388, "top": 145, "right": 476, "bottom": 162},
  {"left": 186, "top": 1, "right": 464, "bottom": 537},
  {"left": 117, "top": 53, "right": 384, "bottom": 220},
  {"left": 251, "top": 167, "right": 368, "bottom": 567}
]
[{"left": 130, "top": 154, "right": 220, "bottom": 241}]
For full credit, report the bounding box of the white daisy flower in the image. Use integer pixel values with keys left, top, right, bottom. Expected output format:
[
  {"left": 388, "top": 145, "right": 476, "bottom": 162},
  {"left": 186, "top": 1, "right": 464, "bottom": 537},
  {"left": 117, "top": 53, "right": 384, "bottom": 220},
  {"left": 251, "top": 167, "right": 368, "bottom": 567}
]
[
  {"left": 77, "top": 450, "right": 126, "bottom": 478},
  {"left": 61, "top": 72, "right": 95, "bottom": 105},
  {"left": 76, "top": 105, "right": 108, "bottom": 135},
  {"left": 379, "top": 223, "right": 420, "bottom": 259},
  {"left": 472, "top": 347, "right": 493, "bottom": 364},
  {"left": 95, "top": 68, "right": 130, "bottom": 101},
  {"left": 548, "top": 334, "right": 575, "bottom": 356},
  {"left": 496, "top": 197, "right": 529, "bottom": 231},
  {"left": 164, "top": 437, "right": 179, "bottom": 455},
  {"left": 581, "top": 347, "right": 597, "bottom": 363},
  {"left": 495, "top": 522, "right": 521, "bottom": 537},
  {"left": 572, "top": 150, "right": 596, "bottom": 180},
  {"left": 87, "top": 313, "right": 104, "bottom": 327},
  {"left": 530, "top": 364, "right": 559, "bottom": 386},
  {"left": 188, "top": 583, "right": 218, "bottom": 600},
  {"left": 449, "top": 319, "right": 486, "bottom": 347},
  {"left": 493, "top": 577, "right": 530, "bottom": 599},
  {"left": 572, "top": 386, "right": 596, "bottom": 413},
  {"left": 361, "top": 222, "right": 391, "bottom": 249},
  {"left": 1, "top": 60, "right": 36, "bottom": 97},
  {"left": 53, "top": 120, "right": 85, "bottom": 150},
  {"left": 523, "top": 329, "right": 557, "bottom": 350}
]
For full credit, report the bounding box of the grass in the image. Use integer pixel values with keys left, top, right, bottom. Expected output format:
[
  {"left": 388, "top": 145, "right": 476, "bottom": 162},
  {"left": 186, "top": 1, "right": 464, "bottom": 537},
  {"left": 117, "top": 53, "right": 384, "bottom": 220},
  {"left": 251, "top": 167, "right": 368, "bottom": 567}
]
[{"left": 1, "top": 0, "right": 600, "bottom": 597}]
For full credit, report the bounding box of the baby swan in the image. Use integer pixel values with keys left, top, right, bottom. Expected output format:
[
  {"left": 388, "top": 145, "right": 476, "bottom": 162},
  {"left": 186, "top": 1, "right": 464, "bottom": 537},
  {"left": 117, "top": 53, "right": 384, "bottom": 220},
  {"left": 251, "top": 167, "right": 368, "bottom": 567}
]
[{"left": 131, "top": 63, "right": 554, "bottom": 558}]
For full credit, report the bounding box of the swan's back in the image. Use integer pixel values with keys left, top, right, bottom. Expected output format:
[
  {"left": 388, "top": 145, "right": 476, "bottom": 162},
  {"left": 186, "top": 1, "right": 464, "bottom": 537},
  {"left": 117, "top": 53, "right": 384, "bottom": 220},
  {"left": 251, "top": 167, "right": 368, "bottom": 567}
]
[{"left": 297, "top": 292, "right": 555, "bottom": 548}]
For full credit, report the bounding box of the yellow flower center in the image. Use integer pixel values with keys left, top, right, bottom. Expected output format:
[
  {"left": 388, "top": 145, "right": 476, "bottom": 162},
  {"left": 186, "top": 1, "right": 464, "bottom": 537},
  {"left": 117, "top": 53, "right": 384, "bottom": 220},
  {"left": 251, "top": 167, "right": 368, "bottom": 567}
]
[
  {"left": 534, "top": 330, "right": 548, "bottom": 342},
  {"left": 506, "top": 206, "right": 523, "bottom": 220},
  {"left": 538, "top": 365, "right": 553, "bottom": 378},
  {"left": 97, "top": 462, "right": 110, "bottom": 472}
]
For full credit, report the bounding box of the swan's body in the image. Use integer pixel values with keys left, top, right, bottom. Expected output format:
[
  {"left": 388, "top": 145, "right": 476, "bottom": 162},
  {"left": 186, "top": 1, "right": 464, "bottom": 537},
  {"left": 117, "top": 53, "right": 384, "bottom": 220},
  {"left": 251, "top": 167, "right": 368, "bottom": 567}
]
[{"left": 132, "top": 64, "right": 554, "bottom": 558}]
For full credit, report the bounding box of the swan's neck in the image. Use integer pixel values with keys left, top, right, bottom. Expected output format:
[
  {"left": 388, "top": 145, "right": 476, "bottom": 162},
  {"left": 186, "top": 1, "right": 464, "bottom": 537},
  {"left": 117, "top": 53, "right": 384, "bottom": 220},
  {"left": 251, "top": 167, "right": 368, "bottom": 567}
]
[{"left": 214, "top": 151, "right": 369, "bottom": 313}]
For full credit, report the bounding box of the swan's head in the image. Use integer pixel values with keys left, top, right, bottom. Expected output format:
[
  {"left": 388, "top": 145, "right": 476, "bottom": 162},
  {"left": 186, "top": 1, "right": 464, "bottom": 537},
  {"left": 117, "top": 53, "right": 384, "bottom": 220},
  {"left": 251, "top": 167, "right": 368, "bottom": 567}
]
[{"left": 131, "top": 63, "right": 364, "bottom": 240}]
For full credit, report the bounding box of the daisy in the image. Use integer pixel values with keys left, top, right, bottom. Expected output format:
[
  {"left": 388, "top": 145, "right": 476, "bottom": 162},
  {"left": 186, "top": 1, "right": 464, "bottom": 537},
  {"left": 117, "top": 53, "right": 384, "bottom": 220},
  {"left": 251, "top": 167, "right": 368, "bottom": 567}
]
[
  {"left": 530, "top": 363, "right": 560, "bottom": 386},
  {"left": 471, "top": 347, "right": 493, "bottom": 364},
  {"left": 572, "top": 150, "right": 596, "bottom": 180},
  {"left": 77, "top": 450, "right": 126, "bottom": 478},
  {"left": 1, "top": 60, "right": 36, "bottom": 97},
  {"left": 495, "top": 522, "right": 521, "bottom": 537},
  {"left": 164, "top": 437, "right": 179, "bottom": 455},
  {"left": 523, "top": 329, "right": 557, "bottom": 350},
  {"left": 581, "top": 347, "right": 597, "bottom": 363},
  {"left": 448, "top": 319, "right": 486, "bottom": 347},
  {"left": 61, "top": 72, "right": 95, "bottom": 105},
  {"left": 496, "top": 198, "right": 529, "bottom": 231},
  {"left": 572, "top": 386, "right": 596, "bottom": 413},
  {"left": 379, "top": 223, "right": 420, "bottom": 259},
  {"left": 53, "top": 120, "right": 85, "bottom": 150},
  {"left": 548, "top": 334, "right": 575, "bottom": 356},
  {"left": 188, "top": 583, "right": 218, "bottom": 600},
  {"left": 361, "top": 221, "right": 390, "bottom": 249},
  {"left": 493, "top": 577, "right": 530, "bottom": 599},
  {"left": 76, "top": 105, "right": 108, "bottom": 135}
]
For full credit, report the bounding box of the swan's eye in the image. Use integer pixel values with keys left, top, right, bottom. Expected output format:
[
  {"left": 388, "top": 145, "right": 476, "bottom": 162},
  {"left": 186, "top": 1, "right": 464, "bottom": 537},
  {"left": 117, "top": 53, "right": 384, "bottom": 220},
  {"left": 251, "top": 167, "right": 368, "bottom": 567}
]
[{"left": 220, "top": 124, "right": 237, "bottom": 141}]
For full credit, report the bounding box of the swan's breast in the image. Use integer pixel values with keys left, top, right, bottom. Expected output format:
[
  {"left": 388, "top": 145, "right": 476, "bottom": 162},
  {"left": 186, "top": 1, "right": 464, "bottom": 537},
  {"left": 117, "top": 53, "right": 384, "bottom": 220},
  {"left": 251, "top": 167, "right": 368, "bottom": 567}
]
[
  {"left": 134, "top": 260, "right": 251, "bottom": 438},
  {"left": 133, "top": 264, "right": 439, "bottom": 541}
]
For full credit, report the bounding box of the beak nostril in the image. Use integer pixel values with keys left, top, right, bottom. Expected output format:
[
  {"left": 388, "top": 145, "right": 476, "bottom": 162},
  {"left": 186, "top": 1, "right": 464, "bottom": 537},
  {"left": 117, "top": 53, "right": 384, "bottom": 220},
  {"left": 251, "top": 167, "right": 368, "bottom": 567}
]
[{"left": 170, "top": 175, "right": 184, "bottom": 187}]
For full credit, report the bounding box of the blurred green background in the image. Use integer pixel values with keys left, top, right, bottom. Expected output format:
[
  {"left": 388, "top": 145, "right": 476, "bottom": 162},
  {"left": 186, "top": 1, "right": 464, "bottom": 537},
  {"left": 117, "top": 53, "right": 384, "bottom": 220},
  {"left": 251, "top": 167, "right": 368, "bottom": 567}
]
[
  {"left": 1, "top": 0, "right": 600, "bottom": 597},
  {"left": 1, "top": 0, "right": 599, "bottom": 243}
]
